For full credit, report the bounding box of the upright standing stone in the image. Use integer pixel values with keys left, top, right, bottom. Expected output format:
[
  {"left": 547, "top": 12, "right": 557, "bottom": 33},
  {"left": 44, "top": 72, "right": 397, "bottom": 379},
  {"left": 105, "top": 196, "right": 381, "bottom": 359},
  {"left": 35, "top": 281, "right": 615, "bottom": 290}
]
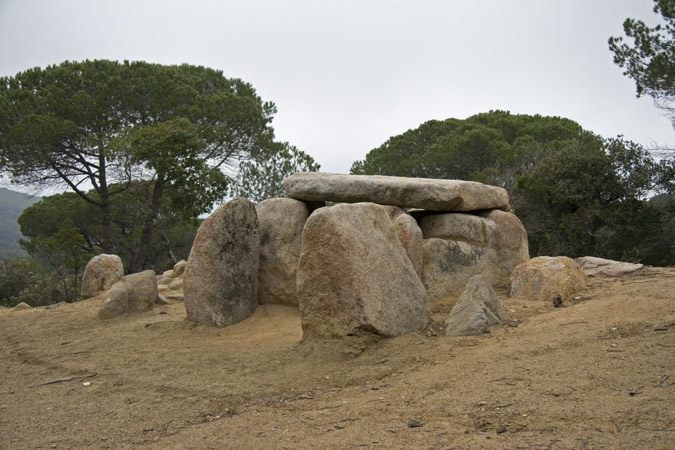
[
  {"left": 297, "top": 203, "right": 429, "bottom": 338},
  {"left": 283, "top": 173, "right": 510, "bottom": 211},
  {"left": 257, "top": 198, "right": 309, "bottom": 306},
  {"left": 393, "top": 213, "right": 424, "bottom": 279},
  {"left": 81, "top": 254, "right": 124, "bottom": 300},
  {"left": 478, "top": 209, "right": 529, "bottom": 282},
  {"left": 184, "top": 198, "right": 259, "bottom": 327}
]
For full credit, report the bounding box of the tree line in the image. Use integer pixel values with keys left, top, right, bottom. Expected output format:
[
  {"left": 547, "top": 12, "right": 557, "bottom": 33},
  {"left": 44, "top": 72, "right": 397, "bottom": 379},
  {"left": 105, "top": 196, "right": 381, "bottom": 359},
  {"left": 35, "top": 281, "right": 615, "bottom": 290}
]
[{"left": 1, "top": 1, "right": 673, "bottom": 306}]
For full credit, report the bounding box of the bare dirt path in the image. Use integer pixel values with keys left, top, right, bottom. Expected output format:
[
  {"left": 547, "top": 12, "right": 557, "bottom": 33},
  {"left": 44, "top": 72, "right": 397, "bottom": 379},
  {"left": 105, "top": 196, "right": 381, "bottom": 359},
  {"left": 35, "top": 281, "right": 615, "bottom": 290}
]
[{"left": 1, "top": 267, "right": 674, "bottom": 449}]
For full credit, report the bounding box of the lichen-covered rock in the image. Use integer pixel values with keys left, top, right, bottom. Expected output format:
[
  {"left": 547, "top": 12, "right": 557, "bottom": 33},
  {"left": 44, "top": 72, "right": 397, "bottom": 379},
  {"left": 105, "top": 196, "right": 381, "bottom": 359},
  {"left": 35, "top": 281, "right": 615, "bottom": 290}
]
[
  {"left": 420, "top": 212, "right": 500, "bottom": 301},
  {"left": 184, "top": 198, "right": 259, "bottom": 327},
  {"left": 445, "top": 275, "right": 503, "bottom": 336},
  {"left": 81, "top": 254, "right": 124, "bottom": 299},
  {"left": 510, "top": 256, "right": 589, "bottom": 301},
  {"left": 297, "top": 202, "right": 429, "bottom": 338},
  {"left": 256, "top": 198, "right": 308, "bottom": 306},
  {"left": 393, "top": 213, "right": 424, "bottom": 278}
]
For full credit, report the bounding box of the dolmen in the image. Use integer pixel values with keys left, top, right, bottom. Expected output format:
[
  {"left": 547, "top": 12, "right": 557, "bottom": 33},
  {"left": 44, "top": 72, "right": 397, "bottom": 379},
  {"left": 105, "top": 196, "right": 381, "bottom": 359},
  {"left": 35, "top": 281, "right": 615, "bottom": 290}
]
[{"left": 183, "top": 173, "right": 530, "bottom": 339}]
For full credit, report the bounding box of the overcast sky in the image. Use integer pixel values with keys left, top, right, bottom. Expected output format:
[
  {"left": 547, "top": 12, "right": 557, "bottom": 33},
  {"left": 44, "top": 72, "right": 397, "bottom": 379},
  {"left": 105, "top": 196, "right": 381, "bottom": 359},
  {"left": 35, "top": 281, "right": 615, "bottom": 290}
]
[{"left": 1, "top": 0, "right": 673, "bottom": 174}]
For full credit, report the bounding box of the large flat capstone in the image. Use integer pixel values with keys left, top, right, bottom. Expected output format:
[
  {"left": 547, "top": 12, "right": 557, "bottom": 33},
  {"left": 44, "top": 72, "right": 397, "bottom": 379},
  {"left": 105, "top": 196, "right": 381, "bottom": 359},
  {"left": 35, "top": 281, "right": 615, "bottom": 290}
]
[{"left": 283, "top": 173, "right": 510, "bottom": 212}]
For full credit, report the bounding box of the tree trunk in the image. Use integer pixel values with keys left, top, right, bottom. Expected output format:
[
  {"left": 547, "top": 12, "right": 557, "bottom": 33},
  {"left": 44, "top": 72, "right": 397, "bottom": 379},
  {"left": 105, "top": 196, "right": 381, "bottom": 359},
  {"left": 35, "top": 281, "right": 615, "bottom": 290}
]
[
  {"left": 131, "top": 179, "right": 164, "bottom": 273},
  {"left": 100, "top": 199, "right": 114, "bottom": 254},
  {"left": 155, "top": 225, "right": 178, "bottom": 266}
]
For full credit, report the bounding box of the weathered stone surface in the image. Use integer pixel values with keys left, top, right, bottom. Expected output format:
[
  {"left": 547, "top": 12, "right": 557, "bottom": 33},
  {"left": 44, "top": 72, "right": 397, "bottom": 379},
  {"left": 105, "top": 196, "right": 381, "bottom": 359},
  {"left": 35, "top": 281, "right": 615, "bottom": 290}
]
[
  {"left": 98, "top": 288, "right": 128, "bottom": 319},
  {"left": 393, "top": 213, "right": 424, "bottom": 278},
  {"left": 283, "top": 173, "right": 510, "bottom": 212},
  {"left": 510, "top": 256, "right": 589, "bottom": 301},
  {"left": 157, "top": 276, "right": 172, "bottom": 286},
  {"left": 168, "top": 278, "right": 183, "bottom": 290},
  {"left": 421, "top": 234, "right": 499, "bottom": 301},
  {"left": 478, "top": 209, "right": 529, "bottom": 281},
  {"left": 575, "top": 256, "right": 644, "bottom": 277},
  {"left": 297, "top": 202, "right": 429, "bottom": 338},
  {"left": 257, "top": 198, "right": 308, "bottom": 306},
  {"left": 445, "top": 275, "right": 503, "bottom": 336},
  {"left": 103, "top": 270, "right": 158, "bottom": 316},
  {"left": 184, "top": 198, "right": 259, "bottom": 327},
  {"left": 172, "top": 260, "right": 187, "bottom": 277},
  {"left": 382, "top": 205, "right": 408, "bottom": 221},
  {"left": 81, "top": 254, "right": 124, "bottom": 300},
  {"left": 420, "top": 213, "right": 489, "bottom": 244}
]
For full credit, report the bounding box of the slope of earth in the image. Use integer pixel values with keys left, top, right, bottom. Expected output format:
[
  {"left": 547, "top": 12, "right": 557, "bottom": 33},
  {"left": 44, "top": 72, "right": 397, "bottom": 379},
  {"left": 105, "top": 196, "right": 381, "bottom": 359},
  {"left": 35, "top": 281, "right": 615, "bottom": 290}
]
[{"left": 1, "top": 267, "right": 674, "bottom": 449}]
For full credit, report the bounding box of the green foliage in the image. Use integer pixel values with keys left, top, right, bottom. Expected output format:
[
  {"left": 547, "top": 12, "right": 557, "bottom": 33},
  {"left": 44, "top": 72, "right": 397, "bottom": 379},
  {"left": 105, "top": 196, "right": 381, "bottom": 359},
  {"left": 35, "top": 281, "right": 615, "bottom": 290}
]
[
  {"left": 18, "top": 182, "right": 201, "bottom": 278},
  {"left": 352, "top": 111, "right": 674, "bottom": 265},
  {"left": 352, "top": 111, "right": 583, "bottom": 188},
  {"left": 0, "top": 60, "right": 301, "bottom": 270},
  {"left": 609, "top": 0, "right": 675, "bottom": 125},
  {"left": 0, "top": 257, "right": 65, "bottom": 307},
  {"left": 231, "top": 142, "right": 321, "bottom": 203},
  {"left": 0, "top": 187, "right": 40, "bottom": 258}
]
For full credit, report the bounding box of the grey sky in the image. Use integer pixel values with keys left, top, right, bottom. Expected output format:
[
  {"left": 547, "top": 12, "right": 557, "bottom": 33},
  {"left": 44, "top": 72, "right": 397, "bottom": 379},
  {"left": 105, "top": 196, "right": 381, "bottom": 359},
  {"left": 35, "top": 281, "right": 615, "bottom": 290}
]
[{"left": 0, "top": 0, "right": 672, "bottom": 174}]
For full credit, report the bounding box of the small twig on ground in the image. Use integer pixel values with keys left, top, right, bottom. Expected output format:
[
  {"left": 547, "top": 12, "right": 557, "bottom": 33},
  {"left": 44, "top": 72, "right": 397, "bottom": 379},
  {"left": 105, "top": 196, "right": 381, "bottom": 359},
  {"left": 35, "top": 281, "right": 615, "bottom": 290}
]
[
  {"left": 38, "top": 373, "right": 97, "bottom": 386},
  {"left": 655, "top": 375, "right": 669, "bottom": 387}
]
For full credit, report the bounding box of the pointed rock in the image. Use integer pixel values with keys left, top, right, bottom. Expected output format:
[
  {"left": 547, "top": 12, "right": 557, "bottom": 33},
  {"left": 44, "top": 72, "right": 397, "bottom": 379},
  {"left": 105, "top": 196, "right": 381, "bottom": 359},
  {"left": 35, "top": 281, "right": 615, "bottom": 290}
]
[{"left": 445, "top": 275, "right": 503, "bottom": 336}]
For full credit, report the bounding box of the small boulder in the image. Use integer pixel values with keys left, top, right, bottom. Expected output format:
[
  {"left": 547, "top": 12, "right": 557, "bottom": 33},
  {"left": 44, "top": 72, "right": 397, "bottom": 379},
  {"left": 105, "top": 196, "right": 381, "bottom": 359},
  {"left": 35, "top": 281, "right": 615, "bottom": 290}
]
[
  {"left": 81, "top": 254, "right": 124, "bottom": 299},
  {"left": 172, "top": 260, "right": 187, "bottom": 277},
  {"left": 575, "top": 256, "right": 644, "bottom": 277},
  {"left": 184, "top": 198, "right": 259, "bottom": 327},
  {"left": 11, "top": 302, "right": 32, "bottom": 311},
  {"left": 510, "top": 256, "right": 589, "bottom": 301},
  {"left": 168, "top": 278, "right": 183, "bottom": 290},
  {"left": 97, "top": 270, "right": 157, "bottom": 319},
  {"left": 98, "top": 288, "right": 128, "bottom": 319},
  {"left": 297, "top": 202, "right": 429, "bottom": 338},
  {"left": 256, "top": 198, "right": 308, "bottom": 306},
  {"left": 445, "top": 275, "right": 503, "bottom": 336}
]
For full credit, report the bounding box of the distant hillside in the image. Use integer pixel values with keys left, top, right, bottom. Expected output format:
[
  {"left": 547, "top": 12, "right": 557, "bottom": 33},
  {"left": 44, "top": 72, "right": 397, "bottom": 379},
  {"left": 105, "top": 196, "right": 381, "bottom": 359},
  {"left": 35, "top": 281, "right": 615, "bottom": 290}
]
[{"left": 0, "top": 187, "right": 41, "bottom": 258}]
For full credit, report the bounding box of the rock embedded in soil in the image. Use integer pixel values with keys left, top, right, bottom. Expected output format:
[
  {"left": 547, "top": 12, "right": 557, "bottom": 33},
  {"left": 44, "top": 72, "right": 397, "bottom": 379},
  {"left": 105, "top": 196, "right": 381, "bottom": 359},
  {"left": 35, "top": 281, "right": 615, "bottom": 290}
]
[
  {"left": 81, "top": 254, "right": 124, "bottom": 300},
  {"left": 184, "top": 198, "right": 259, "bottom": 327},
  {"left": 510, "top": 256, "right": 589, "bottom": 301},
  {"left": 256, "top": 198, "right": 309, "bottom": 306},
  {"left": 575, "top": 256, "right": 644, "bottom": 277},
  {"left": 445, "top": 275, "right": 503, "bottom": 336},
  {"left": 98, "top": 270, "right": 158, "bottom": 319},
  {"left": 283, "top": 172, "right": 510, "bottom": 212},
  {"left": 297, "top": 202, "right": 429, "bottom": 338}
]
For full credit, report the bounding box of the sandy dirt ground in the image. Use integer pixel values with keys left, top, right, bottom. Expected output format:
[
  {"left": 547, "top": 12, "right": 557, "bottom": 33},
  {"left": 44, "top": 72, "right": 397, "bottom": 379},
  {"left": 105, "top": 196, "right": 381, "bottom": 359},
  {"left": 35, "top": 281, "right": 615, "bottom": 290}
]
[{"left": 1, "top": 267, "right": 674, "bottom": 449}]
